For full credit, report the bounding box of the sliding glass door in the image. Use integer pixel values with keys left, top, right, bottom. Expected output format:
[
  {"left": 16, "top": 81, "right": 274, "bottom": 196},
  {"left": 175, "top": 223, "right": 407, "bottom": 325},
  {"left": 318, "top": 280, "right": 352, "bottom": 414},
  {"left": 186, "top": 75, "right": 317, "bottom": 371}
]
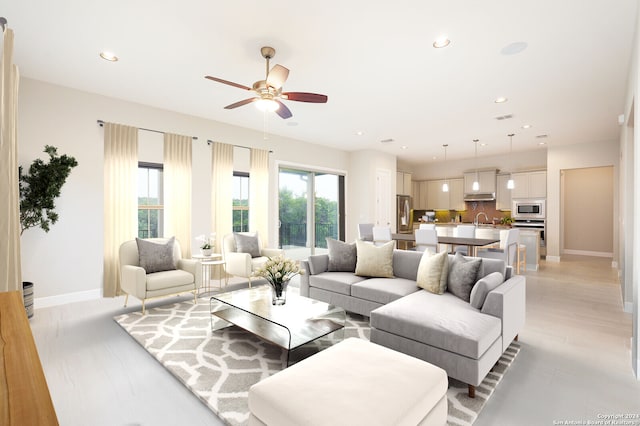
[{"left": 279, "top": 168, "right": 344, "bottom": 260}]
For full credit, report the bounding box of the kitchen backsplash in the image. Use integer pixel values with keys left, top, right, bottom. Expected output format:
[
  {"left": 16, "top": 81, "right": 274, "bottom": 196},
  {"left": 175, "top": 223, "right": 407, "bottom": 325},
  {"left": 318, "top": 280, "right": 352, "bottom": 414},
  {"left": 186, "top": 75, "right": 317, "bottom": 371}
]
[{"left": 414, "top": 201, "right": 511, "bottom": 224}]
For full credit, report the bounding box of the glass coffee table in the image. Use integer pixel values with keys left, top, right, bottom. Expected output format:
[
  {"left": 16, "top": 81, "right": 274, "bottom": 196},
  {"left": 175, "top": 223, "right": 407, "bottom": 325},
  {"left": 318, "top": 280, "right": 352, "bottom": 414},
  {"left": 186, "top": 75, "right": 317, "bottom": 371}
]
[{"left": 210, "top": 286, "right": 346, "bottom": 365}]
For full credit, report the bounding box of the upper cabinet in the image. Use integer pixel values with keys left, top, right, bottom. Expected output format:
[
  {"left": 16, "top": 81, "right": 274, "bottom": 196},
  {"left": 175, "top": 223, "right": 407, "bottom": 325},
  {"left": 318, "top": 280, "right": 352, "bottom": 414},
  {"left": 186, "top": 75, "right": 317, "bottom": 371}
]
[
  {"left": 422, "top": 178, "right": 465, "bottom": 210},
  {"left": 511, "top": 170, "right": 546, "bottom": 199},
  {"left": 463, "top": 170, "right": 496, "bottom": 193},
  {"left": 396, "top": 171, "right": 412, "bottom": 196},
  {"left": 496, "top": 174, "right": 512, "bottom": 210}
]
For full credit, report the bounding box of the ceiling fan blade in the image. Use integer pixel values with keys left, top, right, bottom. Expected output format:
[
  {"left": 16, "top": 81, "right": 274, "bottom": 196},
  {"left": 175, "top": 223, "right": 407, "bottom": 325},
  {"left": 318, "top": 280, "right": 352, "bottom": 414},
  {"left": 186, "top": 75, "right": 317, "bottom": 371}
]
[
  {"left": 205, "top": 75, "right": 251, "bottom": 91},
  {"left": 274, "top": 100, "right": 293, "bottom": 119},
  {"left": 266, "top": 64, "right": 289, "bottom": 89},
  {"left": 224, "top": 97, "right": 257, "bottom": 109},
  {"left": 282, "top": 92, "right": 328, "bottom": 103}
]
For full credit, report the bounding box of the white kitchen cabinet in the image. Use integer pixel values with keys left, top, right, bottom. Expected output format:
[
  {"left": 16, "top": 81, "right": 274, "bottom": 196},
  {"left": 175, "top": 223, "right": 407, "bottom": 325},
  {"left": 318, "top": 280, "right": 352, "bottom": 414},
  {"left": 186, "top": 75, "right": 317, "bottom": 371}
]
[
  {"left": 426, "top": 180, "right": 449, "bottom": 209},
  {"left": 511, "top": 171, "right": 546, "bottom": 199},
  {"left": 449, "top": 178, "right": 465, "bottom": 210},
  {"left": 496, "top": 174, "right": 512, "bottom": 210},
  {"left": 412, "top": 181, "right": 420, "bottom": 207},
  {"left": 463, "top": 170, "right": 496, "bottom": 193},
  {"left": 396, "top": 171, "right": 413, "bottom": 196},
  {"left": 419, "top": 181, "right": 429, "bottom": 209}
]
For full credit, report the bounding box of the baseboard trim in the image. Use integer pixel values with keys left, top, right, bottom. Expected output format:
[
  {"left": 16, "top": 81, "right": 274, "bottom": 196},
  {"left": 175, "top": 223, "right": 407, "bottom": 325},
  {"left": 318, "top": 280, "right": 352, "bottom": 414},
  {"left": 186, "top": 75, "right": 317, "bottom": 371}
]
[
  {"left": 563, "top": 249, "right": 613, "bottom": 258},
  {"left": 546, "top": 255, "right": 561, "bottom": 263},
  {"left": 35, "top": 288, "right": 102, "bottom": 309}
]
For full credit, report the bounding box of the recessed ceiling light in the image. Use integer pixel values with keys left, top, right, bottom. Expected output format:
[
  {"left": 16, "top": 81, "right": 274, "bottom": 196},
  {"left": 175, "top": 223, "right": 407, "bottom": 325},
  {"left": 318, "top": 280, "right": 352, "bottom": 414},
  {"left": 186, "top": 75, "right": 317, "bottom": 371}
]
[
  {"left": 494, "top": 97, "right": 508, "bottom": 103},
  {"left": 432, "top": 156, "right": 437, "bottom": 160},
  {"left": 538, "top": 141, "right": 547, "bottom": 146},
  {"left": 480, "top": 143, "right": 487, "bottom": 147},
  {"left": 401, "top": 145, "right": 408, "bottom": 150},
  {"left": 522, "top": 124, "right": 532, "bottom": 129},
  {"left": 99, "top": 51, "right": 119, "bottom": 62},
  {"left": 355, "top": 131, "right": 364, "bottom": 136},
  {"left": 433, "top": 35, "right": 450, "bottom": 48}
]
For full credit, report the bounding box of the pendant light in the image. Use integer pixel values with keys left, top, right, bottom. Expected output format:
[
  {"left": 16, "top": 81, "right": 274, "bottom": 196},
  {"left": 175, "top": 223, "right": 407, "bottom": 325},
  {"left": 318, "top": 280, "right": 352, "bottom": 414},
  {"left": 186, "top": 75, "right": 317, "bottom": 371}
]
[
  {"left": 442, "top": 144, "right": 449, "bottom": 192},
  {"left": 472, "top": 139, "right": 480, "bottom": 191},
  {"left": 507, "top": 133, "right": 515, "bottom": 189}
]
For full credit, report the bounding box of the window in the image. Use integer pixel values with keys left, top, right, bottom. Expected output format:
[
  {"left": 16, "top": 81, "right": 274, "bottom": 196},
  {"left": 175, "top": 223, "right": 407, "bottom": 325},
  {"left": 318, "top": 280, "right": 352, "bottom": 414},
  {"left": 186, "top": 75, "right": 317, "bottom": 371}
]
[
  {"left": 232, "top": 172, "right": 249, "bottom": 232},
  {"left": 138, "top": 162, "right": 164, "bottom": 238}
]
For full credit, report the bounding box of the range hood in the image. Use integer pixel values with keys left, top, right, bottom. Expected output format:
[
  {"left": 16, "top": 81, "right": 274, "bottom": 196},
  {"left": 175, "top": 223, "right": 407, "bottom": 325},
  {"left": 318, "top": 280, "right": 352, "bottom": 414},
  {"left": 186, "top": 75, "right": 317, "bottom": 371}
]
[{"left": 464, "top": 192, "right": 496, "bottom": 202}]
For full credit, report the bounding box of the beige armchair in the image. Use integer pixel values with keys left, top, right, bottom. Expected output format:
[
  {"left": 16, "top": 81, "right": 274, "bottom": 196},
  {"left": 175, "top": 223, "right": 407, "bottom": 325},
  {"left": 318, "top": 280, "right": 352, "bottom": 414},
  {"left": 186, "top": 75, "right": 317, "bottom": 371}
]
[
  {"left": 222, "top": 232, "right": 284, "bottom": 287},
  {"left": 119, "top": 238, "right": 201, "bottom": 314}
]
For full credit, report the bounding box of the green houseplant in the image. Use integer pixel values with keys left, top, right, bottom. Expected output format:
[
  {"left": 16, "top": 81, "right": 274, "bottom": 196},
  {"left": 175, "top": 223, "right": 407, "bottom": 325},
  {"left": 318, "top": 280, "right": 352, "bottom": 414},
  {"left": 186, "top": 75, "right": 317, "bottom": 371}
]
[
  {"left": 19, "top": 145, "right": 78, "bottom": 318},
  {"left": 19, "top": 145, "right": 78, "bottom": 235}
]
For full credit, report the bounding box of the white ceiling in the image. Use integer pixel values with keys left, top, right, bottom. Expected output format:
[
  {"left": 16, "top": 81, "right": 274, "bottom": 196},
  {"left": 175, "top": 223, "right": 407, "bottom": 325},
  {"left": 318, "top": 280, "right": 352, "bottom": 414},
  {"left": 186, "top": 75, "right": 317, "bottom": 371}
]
[{"left": 2, "top": 0, "right": 637, "bottom": 164}]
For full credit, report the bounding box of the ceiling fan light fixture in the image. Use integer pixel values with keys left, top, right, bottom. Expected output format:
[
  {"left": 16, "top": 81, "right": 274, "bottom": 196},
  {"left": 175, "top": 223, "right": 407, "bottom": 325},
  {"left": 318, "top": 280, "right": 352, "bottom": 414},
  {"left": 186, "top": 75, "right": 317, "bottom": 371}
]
[
  {"left": 99, "top": 51, "right": 118, "bottom": 62},
  {"left": 255, "top": 98, "right": 279, "bottom": 112},
  {"left": 433, "top": 35, "right": 451, "bottom": 48}
]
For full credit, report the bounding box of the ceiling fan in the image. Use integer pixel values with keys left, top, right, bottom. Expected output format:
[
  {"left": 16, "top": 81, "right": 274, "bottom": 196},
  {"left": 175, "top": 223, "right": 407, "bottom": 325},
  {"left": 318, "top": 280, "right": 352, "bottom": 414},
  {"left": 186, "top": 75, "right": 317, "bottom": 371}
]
[{"left": 205, "top": 46, "right": 328, "bottom": 119}]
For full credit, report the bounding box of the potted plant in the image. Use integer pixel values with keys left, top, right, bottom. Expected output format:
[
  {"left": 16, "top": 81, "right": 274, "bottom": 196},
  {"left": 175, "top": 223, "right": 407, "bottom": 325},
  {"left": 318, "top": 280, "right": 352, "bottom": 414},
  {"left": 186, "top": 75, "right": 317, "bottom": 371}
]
[
  {"left": 196, "top": 233, "right": 216, "bottom": 256},
  {"left": 19, "top": 145, "right": 78, "bottom": 317}
]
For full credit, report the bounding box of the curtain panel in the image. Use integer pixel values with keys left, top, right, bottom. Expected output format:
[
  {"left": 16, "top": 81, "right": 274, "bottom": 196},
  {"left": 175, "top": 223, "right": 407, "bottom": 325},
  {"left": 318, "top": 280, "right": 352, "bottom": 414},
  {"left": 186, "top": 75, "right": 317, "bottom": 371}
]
[
  {"left": 0, "top": 26, "right": 21, "bottom": 292},
  {"left": 211, "top": 142, "right": 233, "bottom": 252},
  {"left": 249, "top": 148, "right": 270, "bottom": 245},
  {"left": 163, "top": 133, "right": 192, "bottom": 258},
  {"left": 103, "top": 123, "right": 138, "bottom": 297}
]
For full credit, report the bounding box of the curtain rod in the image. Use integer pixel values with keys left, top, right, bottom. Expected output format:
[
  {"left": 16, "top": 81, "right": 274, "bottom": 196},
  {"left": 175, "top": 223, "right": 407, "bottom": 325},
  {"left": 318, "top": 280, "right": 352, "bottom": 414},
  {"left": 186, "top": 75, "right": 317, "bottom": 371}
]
[
  {"left": 97, "top": 120, "right": 198, "bottom": 140},
  {"left": 206, "top": 139, "right": 273, "bottom": 153}
]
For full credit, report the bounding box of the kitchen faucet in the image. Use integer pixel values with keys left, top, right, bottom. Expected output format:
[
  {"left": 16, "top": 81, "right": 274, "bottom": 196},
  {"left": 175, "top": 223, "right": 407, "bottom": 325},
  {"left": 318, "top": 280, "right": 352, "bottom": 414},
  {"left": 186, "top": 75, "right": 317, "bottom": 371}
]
[{"left": 474, "top": 212, "right": 489, "bottom": 225}]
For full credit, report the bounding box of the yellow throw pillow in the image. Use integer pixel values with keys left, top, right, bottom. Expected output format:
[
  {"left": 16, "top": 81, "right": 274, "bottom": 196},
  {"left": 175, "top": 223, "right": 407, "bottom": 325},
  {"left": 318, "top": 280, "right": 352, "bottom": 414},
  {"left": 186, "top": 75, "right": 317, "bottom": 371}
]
[
  {"left": 416, "top": 250, "right": 449, "bottom": 294},
  {"left": 355, "top": 240, "right": 395, "bottom": 278}
]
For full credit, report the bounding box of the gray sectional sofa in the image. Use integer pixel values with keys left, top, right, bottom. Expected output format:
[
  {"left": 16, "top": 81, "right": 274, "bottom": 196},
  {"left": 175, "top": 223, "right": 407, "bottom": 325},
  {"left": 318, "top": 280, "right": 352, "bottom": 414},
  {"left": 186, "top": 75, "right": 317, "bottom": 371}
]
[{"left": 299, "top": 249, "right": 526, "bottom": 397}]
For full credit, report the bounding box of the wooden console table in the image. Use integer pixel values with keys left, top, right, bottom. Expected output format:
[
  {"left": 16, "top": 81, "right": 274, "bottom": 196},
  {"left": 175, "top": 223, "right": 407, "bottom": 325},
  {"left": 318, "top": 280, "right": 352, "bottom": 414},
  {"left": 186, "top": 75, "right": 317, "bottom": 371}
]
[{"left": 0, "top": 291, "right": 58, "bottom": 425}]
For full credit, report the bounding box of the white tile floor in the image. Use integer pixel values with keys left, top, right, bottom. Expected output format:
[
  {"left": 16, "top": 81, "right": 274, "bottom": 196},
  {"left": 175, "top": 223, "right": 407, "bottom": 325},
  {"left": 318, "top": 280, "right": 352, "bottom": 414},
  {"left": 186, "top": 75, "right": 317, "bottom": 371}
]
[{"left": 30, "top": 256, "right": 640, "bottom": 426}]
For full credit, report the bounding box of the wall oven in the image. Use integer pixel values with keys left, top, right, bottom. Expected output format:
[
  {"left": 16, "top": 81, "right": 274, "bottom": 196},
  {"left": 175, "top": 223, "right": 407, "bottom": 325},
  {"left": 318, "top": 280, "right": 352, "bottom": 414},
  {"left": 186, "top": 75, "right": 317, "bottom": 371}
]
[{"left": 512, "top": 199, "right": 545, "bottom": 220}]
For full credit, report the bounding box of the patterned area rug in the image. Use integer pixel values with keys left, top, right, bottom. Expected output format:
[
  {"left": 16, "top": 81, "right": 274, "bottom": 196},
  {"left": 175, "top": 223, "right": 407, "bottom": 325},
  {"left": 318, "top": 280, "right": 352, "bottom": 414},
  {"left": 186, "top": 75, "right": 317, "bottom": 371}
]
[{"left": 114, "top": 292, "right": 520, "bottom": 426}]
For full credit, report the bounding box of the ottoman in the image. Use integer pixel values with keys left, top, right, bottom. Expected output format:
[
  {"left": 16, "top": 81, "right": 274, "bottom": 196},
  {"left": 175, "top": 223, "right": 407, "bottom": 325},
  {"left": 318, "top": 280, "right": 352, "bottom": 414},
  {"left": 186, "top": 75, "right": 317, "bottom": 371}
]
[{"left": 248, "top": 338, "right": 448, "bottom": 426}]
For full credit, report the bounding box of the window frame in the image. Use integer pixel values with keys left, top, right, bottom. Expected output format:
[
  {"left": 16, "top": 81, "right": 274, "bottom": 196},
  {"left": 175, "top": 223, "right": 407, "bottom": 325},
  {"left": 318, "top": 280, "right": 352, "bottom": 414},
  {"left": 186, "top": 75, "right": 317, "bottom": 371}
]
[
  {"left": 138, "top": 162, "right": 164, "bottom": 238},
  {"left": 232, "top": 171, "right": 250, "bottom": 233}
]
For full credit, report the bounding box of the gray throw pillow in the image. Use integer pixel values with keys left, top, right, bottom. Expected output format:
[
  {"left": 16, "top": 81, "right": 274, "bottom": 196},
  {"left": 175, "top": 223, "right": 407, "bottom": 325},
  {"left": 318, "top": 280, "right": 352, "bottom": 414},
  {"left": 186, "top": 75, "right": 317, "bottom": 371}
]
[
  {"left": 470, "top": 272, "right": 505, "bottom": 309},
  {"left": 447, "top": 252, "right": 482, "bottom": 302},
  {"left": 136, "top": 237, "right": 176, "bottom": 274},
  {"left": 234, "top": 233, "right": 261, "bottom": 258},
  {"left": 326, "top": 238, "right": 357, "bottom": 272}
]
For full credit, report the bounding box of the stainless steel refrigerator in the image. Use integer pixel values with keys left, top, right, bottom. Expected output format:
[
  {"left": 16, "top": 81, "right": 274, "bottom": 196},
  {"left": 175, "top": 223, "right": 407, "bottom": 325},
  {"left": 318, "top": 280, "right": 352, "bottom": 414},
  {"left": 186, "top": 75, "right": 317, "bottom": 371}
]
[{"left": 396, "top": 195, "right": 413, "bottom": 233}]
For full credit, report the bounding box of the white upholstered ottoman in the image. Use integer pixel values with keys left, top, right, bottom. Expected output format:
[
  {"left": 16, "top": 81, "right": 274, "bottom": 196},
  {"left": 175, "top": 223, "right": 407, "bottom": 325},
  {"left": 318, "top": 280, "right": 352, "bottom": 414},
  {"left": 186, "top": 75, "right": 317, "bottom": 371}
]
[{"left": 248, "top": 337, "right": 448, "bottom": 426}]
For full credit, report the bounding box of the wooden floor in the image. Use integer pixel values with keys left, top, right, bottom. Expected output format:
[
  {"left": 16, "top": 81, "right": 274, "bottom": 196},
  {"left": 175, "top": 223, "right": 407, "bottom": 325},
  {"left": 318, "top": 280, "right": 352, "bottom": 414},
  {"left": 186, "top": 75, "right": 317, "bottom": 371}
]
[{"left": 30, "top": 256, "right": 639, "bottom": 426}]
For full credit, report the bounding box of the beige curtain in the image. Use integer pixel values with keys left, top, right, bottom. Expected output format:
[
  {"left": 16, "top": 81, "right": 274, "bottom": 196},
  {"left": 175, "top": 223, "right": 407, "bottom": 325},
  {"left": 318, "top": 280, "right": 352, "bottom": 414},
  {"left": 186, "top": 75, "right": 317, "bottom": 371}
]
[
  {"left": 211, "top": 142, "right": 233, "bottom": 252},
  {"left": 249, "top": 148, "right": 270, "bottom": 244},
  {"left": 103, "top": 123, "right": 138, "bottom": 297},
  {"left": 0, "top": 26, "right": 21, "bottom": 293},
  {"left": 163, "top": 133, "right": 192, "bottom": 258}
]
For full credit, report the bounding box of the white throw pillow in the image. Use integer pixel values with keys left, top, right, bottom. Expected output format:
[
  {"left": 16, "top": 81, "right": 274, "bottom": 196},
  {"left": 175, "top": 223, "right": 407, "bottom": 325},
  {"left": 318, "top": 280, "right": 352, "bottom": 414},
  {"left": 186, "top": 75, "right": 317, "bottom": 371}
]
[
  {"left": 355, "top": 240, "right": 394, "bottom": 278},
  {"left": 416, "top": 250, "right": 449, "bottom": 294}
]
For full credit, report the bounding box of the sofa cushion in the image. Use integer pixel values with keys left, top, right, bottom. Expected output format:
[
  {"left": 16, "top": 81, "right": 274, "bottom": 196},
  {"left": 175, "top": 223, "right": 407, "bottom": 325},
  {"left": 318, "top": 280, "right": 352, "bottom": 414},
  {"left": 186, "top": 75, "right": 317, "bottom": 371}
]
[
  {"left": 477, "top": 257, "right": 507, "bottom": 280},
  {"left": 392, "top": 249, "right": 424, "bottom": 281},
  {"left": 355, "top": 240, "right": 394, "bottom": 278},
  {"left": 146, "top": 269, "right": 194, "bottom": 291},
  {"left": 470, "top": 272, "right": 505, "bottom": 309},
  {"left": 136, "top": 237, "right": 176, "bottom": 274},
  {"left": 370, "top": 290, "right": 502, "bottom": 359},
  {"left": 307, "top": 254, "right": 329, "bottom": 275},
  {"left": 416, "top": 250, "right": 449, "bottom": 294},
  {"left": 309, "top": 272, "right": 368, "bottom": 296},
  {"left": 447, "top": 252, "right": 482, "bottom": 302},
  {"left": 326, "top": 238, "right": 357, "bottom": 272},
  {"left": 234, "top": 232, "right": 261, "bottom": 258},
  {"left": 351, "top": 278, "right": 420, "bottom": 305}
]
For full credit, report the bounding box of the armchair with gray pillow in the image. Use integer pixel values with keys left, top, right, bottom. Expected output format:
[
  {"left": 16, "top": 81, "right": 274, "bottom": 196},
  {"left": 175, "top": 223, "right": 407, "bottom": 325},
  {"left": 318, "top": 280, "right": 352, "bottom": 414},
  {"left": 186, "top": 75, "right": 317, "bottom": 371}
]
[
  {"left": 222, "top": 232, "right": 284, "bottom": 287},
  {"left": 119, "top": 237, "right": 200, "bottom": 314}
]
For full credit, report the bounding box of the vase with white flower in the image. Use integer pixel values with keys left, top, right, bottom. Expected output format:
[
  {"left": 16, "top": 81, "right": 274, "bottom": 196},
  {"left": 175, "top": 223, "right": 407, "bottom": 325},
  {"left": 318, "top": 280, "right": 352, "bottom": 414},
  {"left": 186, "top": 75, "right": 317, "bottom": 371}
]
[
  {"left": 196, "top": 233, "right": 216, "bottom": 256},
  {"left": 252, "top": 255, "right": 303, "bottom": 305}
]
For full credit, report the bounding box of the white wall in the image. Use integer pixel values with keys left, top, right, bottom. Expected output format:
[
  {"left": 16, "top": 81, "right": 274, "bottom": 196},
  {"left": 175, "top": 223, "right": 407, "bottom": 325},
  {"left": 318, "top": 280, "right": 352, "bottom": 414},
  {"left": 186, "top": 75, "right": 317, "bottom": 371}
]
[
  {"left": 18, "top": 78, "right": 351, "bottom": 302},
  {"left": 546, "top": 139, "right": 619, "bottom": 263}
]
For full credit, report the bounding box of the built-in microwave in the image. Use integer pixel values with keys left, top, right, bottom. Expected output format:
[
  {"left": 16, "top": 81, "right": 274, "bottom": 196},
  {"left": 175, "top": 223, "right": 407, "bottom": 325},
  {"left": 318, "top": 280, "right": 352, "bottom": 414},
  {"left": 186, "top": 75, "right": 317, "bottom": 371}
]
[{"left": 512, "top": 199, "right": 545, "bottom": 219}]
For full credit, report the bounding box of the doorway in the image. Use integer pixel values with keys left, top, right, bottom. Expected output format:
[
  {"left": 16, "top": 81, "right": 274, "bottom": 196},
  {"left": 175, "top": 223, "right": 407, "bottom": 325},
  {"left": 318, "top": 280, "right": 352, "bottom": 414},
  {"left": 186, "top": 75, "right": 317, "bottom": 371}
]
[{"left": 278, "top": 167, "right": 345, "bottom": 260}]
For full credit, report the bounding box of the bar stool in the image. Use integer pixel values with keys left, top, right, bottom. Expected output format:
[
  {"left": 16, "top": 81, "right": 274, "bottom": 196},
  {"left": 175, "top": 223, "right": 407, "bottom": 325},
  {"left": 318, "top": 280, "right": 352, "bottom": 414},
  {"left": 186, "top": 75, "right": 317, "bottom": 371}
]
[{"left": 517, "top": 244, "right": 526, "bottom": 274}]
